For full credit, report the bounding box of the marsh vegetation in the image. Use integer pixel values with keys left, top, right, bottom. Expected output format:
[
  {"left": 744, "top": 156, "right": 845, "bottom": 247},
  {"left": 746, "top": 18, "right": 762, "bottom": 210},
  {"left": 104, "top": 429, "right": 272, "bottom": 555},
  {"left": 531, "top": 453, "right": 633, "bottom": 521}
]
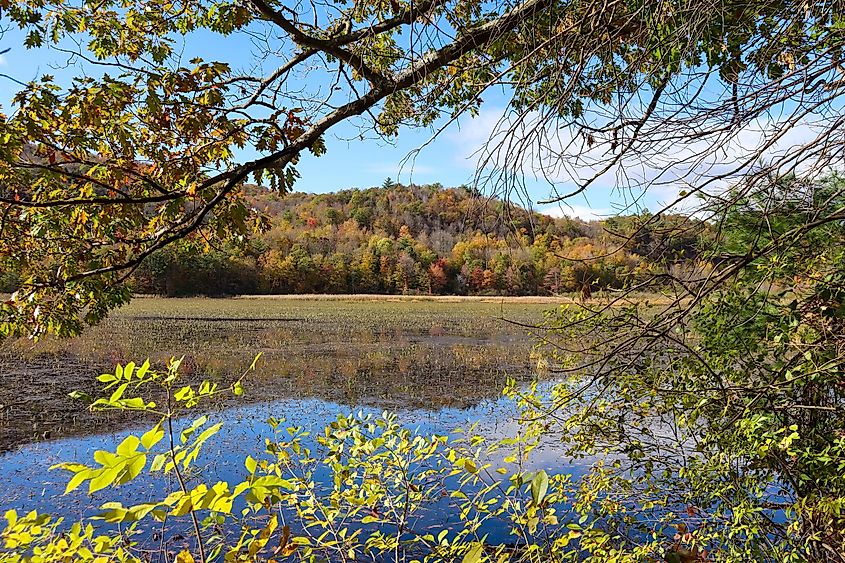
[{"left": 0, "top": 297, "right": 556, "bottom": 452}]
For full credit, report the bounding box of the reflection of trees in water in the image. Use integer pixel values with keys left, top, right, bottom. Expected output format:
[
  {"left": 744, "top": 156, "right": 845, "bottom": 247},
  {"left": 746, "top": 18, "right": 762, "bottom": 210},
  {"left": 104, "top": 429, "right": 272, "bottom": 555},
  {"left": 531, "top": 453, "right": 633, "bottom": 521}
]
[{"left": 0, "top": 309, "right": 541, "bottom": 451}]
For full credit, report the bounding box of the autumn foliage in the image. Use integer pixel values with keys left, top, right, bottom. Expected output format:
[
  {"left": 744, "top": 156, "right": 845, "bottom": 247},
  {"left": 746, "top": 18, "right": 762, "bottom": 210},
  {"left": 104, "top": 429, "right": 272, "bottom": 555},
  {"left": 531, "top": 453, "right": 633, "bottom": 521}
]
[{"left": 123, "top": 183, "right": 705, "bottom": 297}]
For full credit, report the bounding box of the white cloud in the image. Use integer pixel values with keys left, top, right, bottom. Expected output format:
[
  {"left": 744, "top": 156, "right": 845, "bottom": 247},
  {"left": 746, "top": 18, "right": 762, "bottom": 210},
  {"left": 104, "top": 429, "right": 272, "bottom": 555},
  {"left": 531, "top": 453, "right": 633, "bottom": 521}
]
[
  {"left": 0, "top": 53, "right": 7, "bottom": 67},
  {"left": 447, "top": 103, "right": 837, "bottom": 218},
  {"left": 537, "top": 203, "right": 612, "bottom": 222},
  {"left": 446, "top": 108, "right": 511, "bottom": 172}
]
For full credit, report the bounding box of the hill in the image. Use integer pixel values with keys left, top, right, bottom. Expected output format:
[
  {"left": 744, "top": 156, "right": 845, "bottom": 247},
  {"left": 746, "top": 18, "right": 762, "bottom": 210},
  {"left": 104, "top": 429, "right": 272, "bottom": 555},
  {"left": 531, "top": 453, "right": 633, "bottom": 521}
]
[{"left": 124, "top": 183, "right": 705, "bottom": 296}]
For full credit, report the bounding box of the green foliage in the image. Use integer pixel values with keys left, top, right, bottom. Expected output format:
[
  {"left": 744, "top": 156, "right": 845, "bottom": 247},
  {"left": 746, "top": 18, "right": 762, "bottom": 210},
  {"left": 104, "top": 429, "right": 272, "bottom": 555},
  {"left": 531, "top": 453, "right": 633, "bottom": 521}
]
[
  {"left": 516, "top": 174, "right": 845, "bottom": 560},
  {"left": 1, "top": 510, "right": 135, "bottom": 563},
  {"left": 4, "top": 177, "right": 845, "bottom": 563},
  {"left": 2, "top": 0, "right": 844, "bottom": 557}
]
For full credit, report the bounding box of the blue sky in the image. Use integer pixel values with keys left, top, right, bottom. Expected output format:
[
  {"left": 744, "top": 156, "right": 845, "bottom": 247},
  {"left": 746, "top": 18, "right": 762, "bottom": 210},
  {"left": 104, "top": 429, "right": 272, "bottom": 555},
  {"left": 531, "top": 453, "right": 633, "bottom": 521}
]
[{"left": 0, "top": 23, "right": 713, "bottom": 220}]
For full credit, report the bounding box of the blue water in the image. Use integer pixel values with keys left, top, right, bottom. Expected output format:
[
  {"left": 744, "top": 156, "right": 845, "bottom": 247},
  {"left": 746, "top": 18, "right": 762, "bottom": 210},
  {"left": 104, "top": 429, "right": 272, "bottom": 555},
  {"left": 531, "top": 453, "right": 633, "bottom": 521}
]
[{"left": 0, "top": 389, "right": 586, "bottom": 555}]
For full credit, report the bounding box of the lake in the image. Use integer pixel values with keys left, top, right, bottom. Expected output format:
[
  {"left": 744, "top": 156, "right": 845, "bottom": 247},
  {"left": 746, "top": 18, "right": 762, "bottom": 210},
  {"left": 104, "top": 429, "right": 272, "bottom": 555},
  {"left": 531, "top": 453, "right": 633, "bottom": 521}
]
[{"left": 0, "top": 296, "right": 585, "bottom": 557}]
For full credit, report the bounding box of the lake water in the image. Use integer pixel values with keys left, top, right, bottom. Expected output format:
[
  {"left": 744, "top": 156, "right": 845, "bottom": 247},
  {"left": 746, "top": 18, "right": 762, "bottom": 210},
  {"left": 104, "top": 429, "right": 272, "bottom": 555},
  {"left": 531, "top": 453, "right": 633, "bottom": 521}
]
[{"left": 0, "top": 297, "right": 581, "bottom": 557}]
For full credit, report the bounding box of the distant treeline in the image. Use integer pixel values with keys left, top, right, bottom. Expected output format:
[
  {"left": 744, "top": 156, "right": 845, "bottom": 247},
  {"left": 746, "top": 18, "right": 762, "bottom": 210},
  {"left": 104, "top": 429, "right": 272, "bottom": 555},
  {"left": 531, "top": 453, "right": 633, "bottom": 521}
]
[
  {"left": 117, "top": 183, "right": 707, "bottom": 297},
  {"left": 0, "top": 183, "right": 707, "bottom": 297}
]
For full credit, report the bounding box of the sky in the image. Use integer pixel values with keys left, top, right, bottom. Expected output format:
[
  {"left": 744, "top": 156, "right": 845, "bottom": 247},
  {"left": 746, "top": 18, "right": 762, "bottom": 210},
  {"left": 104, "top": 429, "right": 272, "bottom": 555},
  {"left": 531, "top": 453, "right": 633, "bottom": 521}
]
[
  {"left": 0, "top": 17, "right": 681, "bottom": 222},
  {"left": 0, "top": 15, "right": 821, "bottom": 222}
]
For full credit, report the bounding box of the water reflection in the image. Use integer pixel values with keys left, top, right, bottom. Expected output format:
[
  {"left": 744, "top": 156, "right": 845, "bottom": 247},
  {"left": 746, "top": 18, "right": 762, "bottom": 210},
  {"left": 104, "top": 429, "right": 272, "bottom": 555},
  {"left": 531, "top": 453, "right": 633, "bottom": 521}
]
[
  {"left": 0, "top": 298, "right": 551, "bottom": 451},
  {"left": 0, "top": 390, "right": 584, "bottom": 552}
]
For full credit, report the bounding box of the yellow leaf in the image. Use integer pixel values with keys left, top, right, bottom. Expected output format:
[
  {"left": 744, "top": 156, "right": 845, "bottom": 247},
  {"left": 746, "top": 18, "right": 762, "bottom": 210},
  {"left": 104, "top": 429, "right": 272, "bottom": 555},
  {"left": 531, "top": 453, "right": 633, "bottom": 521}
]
[
  {"left": 175, "top": 550, "right": 195, "bottom": 563},
  {"left": 463, "top": 543, "right": 484, "bottom": 563}
]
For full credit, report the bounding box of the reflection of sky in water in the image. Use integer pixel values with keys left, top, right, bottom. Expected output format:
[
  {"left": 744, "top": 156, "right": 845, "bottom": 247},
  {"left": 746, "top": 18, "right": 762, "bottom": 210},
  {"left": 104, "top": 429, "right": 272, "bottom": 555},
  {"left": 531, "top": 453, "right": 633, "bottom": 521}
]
[{"left": 0, "top": 387, "right": 591, "bottom": 549}]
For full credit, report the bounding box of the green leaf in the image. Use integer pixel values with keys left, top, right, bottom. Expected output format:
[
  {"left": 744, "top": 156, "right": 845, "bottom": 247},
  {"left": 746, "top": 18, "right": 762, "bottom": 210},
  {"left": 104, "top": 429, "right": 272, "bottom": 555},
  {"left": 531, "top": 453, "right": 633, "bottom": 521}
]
[
  {"left": 109, "top": 382, "right": 129, "bottom": 404},
  {"left": 116, "top": 435, "right": 141, "bottom": 457},
  {"left": 361, "top": 515, "right": 381, "bottom": 524},
  {"left": 174, "top": 386, "right": 194, "bottom": 402},
  {"left": 244, "top": 455, "right": 257, "bottom": 474},
  {"left": 135, "top": 359, "right": 151, "bottom": 379},
  {"left": 181, "top": 415, "right": 209, "bottom": 443},
  {"left": 122, "top": 454, "right": 147, "bottom": 483},
  {"left": 530, "top": 470, "right": 549, "bottom": 505},
  {"left": 68, "top": 390, "right": 92, "bottom": 402},
  {"left": 89, "top": 467, "right": 121, "bottom": 494},
  {"left": 150, "top": 454, "right": 167, "bottom": 472},
  {"left": 65, "top": 469, "right": 92, "bottom": 494}
]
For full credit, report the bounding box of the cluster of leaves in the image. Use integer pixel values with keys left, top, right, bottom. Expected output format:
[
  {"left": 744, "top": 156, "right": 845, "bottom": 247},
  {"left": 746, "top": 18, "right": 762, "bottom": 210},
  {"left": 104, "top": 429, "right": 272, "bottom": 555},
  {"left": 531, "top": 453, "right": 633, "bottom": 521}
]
[
  {"left": 0, "top": 355, "right": 649, "bottom": 563},
  {"left": 0, "top": 46, "right": 274, "bottom": 336},
  {"left": 503, "top": 0, "right": 845, "bottom": 116},
  {"left": 122, "top": 183, "right": 705, "bottom": 297}
]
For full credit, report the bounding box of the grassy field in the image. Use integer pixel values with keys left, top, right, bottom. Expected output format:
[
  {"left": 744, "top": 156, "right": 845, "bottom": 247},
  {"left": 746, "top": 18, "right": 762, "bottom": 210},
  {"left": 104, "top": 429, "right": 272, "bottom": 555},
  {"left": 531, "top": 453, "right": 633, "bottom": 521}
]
[{"left": 1, "top": 296, "right": 562, "bottom": 451}]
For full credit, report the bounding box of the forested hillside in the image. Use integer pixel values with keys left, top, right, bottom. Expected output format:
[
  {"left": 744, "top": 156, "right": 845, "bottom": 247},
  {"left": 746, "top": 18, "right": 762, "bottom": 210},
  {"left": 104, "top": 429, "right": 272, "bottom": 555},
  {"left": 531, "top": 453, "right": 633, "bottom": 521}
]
[{"left": 122, "top": 183, "right": 706, "bottom": 296}]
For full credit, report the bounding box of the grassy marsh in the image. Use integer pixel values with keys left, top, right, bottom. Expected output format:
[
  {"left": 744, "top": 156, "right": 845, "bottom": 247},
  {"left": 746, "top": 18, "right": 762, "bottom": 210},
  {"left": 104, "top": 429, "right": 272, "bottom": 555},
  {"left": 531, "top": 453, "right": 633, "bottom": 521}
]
[{"left": 0, "top": 296, "right": 559, "bottom": 451}]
